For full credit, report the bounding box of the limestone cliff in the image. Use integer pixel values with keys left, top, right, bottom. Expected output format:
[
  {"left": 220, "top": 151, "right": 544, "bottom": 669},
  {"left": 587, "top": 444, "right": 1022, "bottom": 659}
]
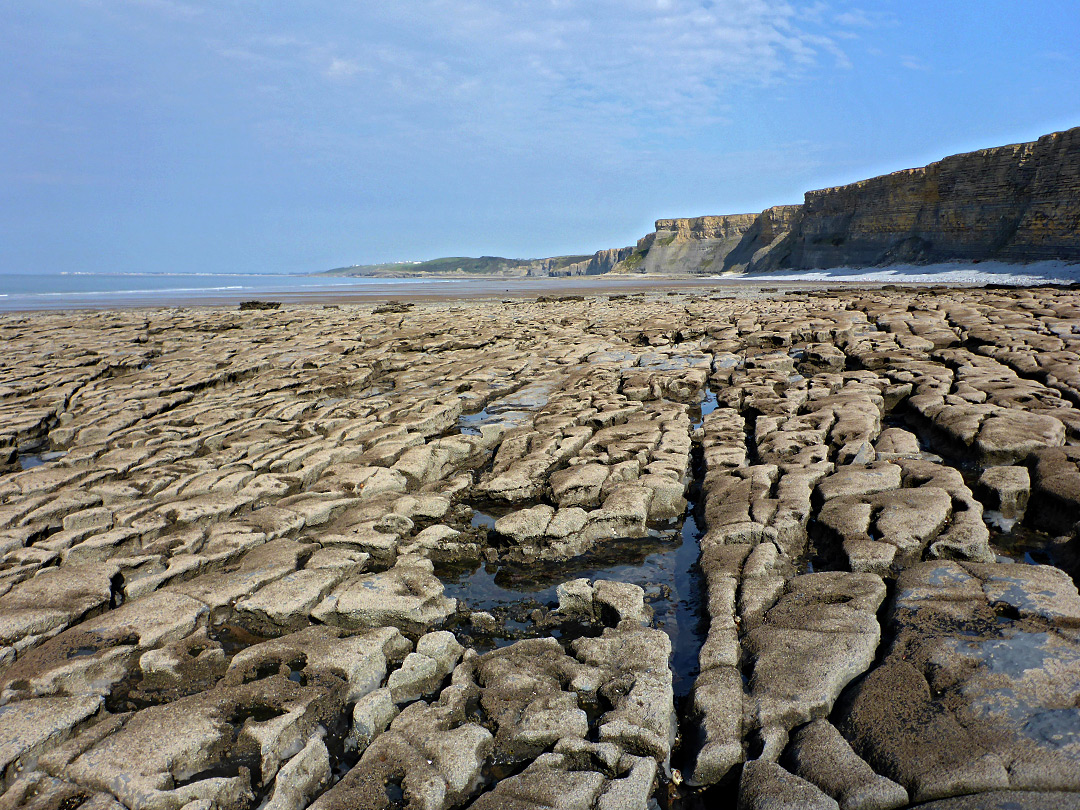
[
  {"left": 625, "top": 125, "right": 1080, "bottom": 274},
  {"left": 541, "top": 246, "right": 636, "bottom": 277},
  {"left": 612, "top": 207, "right": 800, "bottom": 275},
  {"left": 794, "top": 126, "right": 1080, "bottom": 267}
]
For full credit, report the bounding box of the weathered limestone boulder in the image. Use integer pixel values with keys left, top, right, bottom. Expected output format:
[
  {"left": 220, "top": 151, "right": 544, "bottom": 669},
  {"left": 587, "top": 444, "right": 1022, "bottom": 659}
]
[
  {"left": 550, "top": 463, "right": 609, "bottom": 509},
  {"left": 817, "top": 457, "right": 995, "bottom": 573},
  {"left": 555, "top": 577, "right": 595, "bottom": 618},
  {"left": 315, "top": 654, "right": 490, "bottom": 810},
  {"left": 349, "top": 686, "right": 397, "bottom": 755},
  {"left": 896, "top": 458, "right": 996, "bottom": 563},
  {"left": 688, "top": 665, "right": 745, "bottom": 787},
  {"left": 494, "top": 504, "right": 555, "bottom": 545},
  {"left": 0, "top": 562, "right": 120, "bottom": 653},
  {"left": 911, "top": 396, "right": 1065, "bottom": 466},
  {"left": 311, "top": 555, "right": 456, "bottom": 634},
  {"left": 0, "top": 590, "right": 209, "bottom": 701},
  {"left": 787, "top": 720, "right": 908, "bottom": 810},
  {"left": 738, "top": 759, "right": 839, "bottom": 810},
  {"left": 639, "top": 472, "right": 687, "bottom": 520},
  {"left": 406, "top": 524, "right": 480, "bottom": 563},
  {"left": 67, "top": 678, "right": 336, "bottom": 810},
  {"left": 469, "top": 753, "right": 606, "bottom": 810},
  {"left": 262, "top": 734, "right": 332, "bottom": 810},
  {"left": 171, "top": 538, "right": 316, "bottom": 621},
  {"left": 573, "top": 624, "right": 676, "bottom": 765},
  {"left": 803, "top": 343, "right": 847, "bottom": 373},
  {"left": 818, "top": 486, "right": 951, "bottom": 574},
  {"left": 910, "top": 791, "right": 1080, "bottom": 810},
  {"left": 0, "top": 696, "right": 103, "bottom": 791},
  {"left": 593, "top": 580, "right": 650, "bottom": 625},
  {"left": 391, "top": 494, "right": 452, "bottom": 521},
  {"left": 815, "top": 463, "right": 902, "bottom": 504},
  {"left": 581, "top": 485, "right": 653, "bottom": 542},
  {"left": 746, "top": 573, "right": 886, "bottom": 759},
  {"left": 134, "top": 629, "right": 228, "bottom": 705},
  {"left": 234, "top": 565, "right": 358, "bottom": 634},
  {"left": 1029, "top": 446, "right": 1080, "bottom": 534},
  {"left": 387, "top": 631, "right": 463, "bottom": 704},
  {"left": 974, "top": 411, "right": 1066, "bottom": 466},
  {"left": 977, "top": 465, "right": 1030, "bottom": 526},
  {"left": 873, "top": 427, "right": 921, "bottom": 461},
  {"left": 476, "top": 638, "right": 593, "bottom": 764},
  {"left": 224, "top": 625, "right": 410, "bottom": 703},
  {"left": 555, "top": 578, "right": 650, "bottom": 625}
]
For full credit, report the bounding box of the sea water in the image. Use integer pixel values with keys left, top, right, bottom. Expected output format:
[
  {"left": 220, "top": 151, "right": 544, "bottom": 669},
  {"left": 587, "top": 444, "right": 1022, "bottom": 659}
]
[{"left": 0, "top": 271, "right": 430, "bottom": 311}]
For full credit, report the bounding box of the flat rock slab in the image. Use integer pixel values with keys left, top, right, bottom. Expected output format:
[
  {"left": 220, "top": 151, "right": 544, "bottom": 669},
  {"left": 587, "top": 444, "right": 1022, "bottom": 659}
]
[
  {"left": 838, "top": 560, "right": 1080, "bottom": 803},
  {"left": 311, "top": 557, "right": 456, "bottom": 634},
  {"left": 0, "top": 695, "right": 102, "bottom": 787},
  {"left": 911, "top": 791, "right": 1080, "bottom": 810},
  {"left": 746, "top": 572, "right": 886, "bottom": 759}
]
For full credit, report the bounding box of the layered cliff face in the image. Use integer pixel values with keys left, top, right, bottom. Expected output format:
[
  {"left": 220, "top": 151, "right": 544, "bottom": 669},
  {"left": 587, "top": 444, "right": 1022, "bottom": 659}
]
[
  {"left": 543, "top": 246, "right": 636, "bottom": 276},
  {"left": 614, "top": 207, "right": 801, "bottom": 275},
  {"left": 795, "top": 127, "right": 1080, "bottom": 267},
  {"left": 627, "top": 126, "right": 1080, "bottom": 274}
]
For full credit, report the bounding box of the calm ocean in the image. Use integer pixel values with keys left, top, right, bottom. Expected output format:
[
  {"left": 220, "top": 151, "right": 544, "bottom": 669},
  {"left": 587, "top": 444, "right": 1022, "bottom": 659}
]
[{"left": 0, "top": 272, "right": 429, "bottom": 311}]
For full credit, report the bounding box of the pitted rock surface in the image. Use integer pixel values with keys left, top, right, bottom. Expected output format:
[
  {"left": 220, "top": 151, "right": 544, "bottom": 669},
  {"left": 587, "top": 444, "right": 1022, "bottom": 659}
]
[{"left": 0, "top": 285, "right": 1078, "bottom": 808}]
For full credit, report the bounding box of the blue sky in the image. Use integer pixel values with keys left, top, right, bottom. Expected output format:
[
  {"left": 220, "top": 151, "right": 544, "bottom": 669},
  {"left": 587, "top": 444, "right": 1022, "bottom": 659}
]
[{"left": 2, "top": 1, "right": 1078, "bottom": 275}]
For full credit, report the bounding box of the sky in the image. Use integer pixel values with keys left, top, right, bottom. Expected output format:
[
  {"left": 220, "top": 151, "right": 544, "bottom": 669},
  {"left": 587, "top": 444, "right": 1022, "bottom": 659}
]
[{"left": 2, "top": 1, "right": 1078, "bottom": 276}]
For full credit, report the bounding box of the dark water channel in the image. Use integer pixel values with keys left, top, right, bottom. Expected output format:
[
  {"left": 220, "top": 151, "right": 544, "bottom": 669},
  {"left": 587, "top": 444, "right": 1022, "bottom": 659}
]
[{"left": 441, "top": 386, "right": 727, "bottom": 807}]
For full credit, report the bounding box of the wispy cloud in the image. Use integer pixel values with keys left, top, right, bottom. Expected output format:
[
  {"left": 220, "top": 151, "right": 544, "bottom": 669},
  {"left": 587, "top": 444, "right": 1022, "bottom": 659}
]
[
  {"left": 900, "top": 55, "right": 931, "bottom": 71},
  {"left": 834, "top": 9, "right": 875, "bottom": 27},
  {"left": 78, "top": 0, "right": 202, "bottom": 19},
  {"left": 213, "top": 1, "right": 863, "bottom": 139},
  {"left": 325, "top": 58, "right": 363, "bottom": 79}
]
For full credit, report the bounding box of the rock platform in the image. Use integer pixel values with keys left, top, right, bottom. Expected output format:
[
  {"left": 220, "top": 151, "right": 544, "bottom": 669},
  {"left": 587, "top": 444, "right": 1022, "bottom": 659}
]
[{"left": 1, "top": 285, "right": 1079, "bottom": 809}]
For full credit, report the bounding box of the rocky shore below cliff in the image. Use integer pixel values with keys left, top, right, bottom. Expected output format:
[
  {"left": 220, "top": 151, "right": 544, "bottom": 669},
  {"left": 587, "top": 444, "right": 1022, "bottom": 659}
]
[{"left": 1, "top": 286, "right": 1079, "bottom": 809}]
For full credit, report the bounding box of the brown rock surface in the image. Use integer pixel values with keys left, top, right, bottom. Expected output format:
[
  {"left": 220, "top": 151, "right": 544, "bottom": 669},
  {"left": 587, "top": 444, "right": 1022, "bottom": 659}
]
[{"left": 0, "top": 285, "right": 1078, "bottom": 809}]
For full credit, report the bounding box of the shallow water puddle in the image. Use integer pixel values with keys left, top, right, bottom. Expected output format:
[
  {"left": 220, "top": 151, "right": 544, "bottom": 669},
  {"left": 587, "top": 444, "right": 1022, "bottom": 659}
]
[
  {"left": 990, "top": 521, "right": 1077, "bottom": 579},
  {"left": 457, "top": 378, "right": 559, "bottom": 434},
  {"left": 638, "top": 352, "right": 712, "bottom": 372},
  {"left": 17, "top": 451, "right": 67, "bottom": 470},
  {"left": 441, "top": 517, "right": 706, "bottom": 695},
  {"left": 693, "top": 387, "right": 718, "bottom": 430}
]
